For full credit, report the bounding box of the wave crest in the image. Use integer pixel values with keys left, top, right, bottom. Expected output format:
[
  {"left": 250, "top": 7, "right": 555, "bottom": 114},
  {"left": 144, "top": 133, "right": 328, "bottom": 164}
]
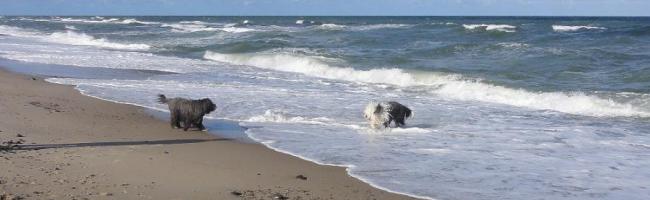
[
  {"left": 204, "top": 51, "right": 429, "bottom": 86},
  {"left": 317, "top": 23, "right": 410, "bottom": 31},
  {"left": 463, "top": 24, "right": 517, "bottom": 32},
  {"left": 204, "top": 51, "right": 650, "bottom": 117},
  {"left": 47, "top": 31, "right": 151, "bottom": 50},
  {"left": 552, "top": 25, "right": 606, "bottom": 32},
  {"left": 162, "top": 22, "right": 255, "bottom": 33},
  {"left": 0, "top": 25, "right": 150, "bottom": 51}
]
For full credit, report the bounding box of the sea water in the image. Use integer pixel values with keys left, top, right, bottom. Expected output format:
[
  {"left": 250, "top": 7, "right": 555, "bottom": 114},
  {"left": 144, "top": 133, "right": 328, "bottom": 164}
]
[{"left": 1, "top": 16, "right": 649, "bottom": 200}]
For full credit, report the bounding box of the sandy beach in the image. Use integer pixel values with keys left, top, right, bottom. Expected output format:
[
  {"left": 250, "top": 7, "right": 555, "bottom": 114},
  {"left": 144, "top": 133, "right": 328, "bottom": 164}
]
[{"left": 0, "top": 68, "right": 416, "bottom": 200}]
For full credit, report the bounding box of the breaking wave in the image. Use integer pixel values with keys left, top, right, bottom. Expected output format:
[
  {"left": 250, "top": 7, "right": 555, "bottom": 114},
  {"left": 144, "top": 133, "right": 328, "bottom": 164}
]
[
  {"left": 161, "top": 23, "right": 219, "bottom": 32},
  {"left": 204, "top": 51, "right": 650, "bottom": 117},
  {"left": 46, "top": 31, "right": 151, "bottom": 50},
  {"left": 64, "top": 25, "right": 78, "bottom": 30},
  {"left": 552, "top": 25, "right": 607, "bottom": 32},
  {"left": 317, "top": 23, "right": 410, "bottom": 31},
  {"left": 204, "top": 50, "right": 428, "bottom": 86},
  {"left": 162, "top": 22, "right": 254, "bottom": 33},
  {"left": 463, "top": 24, "right": 517, "bottom": 32},
  {"left": 0, "top": 26, "right": 150, "bottom": 50},
  {"left": 54, "top": 17, "right": 158, "bottom": 25},
  {"left": 0, "top": 25, "right": 33, "bottom": 36}
]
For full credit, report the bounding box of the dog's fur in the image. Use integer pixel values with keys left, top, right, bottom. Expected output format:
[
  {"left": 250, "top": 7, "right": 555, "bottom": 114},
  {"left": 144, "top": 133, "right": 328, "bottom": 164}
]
[
  {"left": 364, "top": 101, "right": 412, "bottom": 129},
  {"left": 157, "top": 94, "right": 216, "bottom": 131}
]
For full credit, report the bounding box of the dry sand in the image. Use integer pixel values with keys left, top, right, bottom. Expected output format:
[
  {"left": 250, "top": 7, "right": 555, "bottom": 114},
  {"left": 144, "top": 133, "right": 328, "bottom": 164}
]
[{"left": 0, "top": 68, "right": 417, "bottom": 200}]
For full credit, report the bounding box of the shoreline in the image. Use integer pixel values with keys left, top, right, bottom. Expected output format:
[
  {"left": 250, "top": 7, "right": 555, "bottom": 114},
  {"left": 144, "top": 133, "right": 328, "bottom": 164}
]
[{"left": 0, "top": 66, "right": 418, "bottom": 199}]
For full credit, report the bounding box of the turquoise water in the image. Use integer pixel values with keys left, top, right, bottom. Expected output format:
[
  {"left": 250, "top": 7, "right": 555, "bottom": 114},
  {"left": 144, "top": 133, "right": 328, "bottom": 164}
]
[{"left": 1, "top": 16, "right": 649, "bottom": 200}]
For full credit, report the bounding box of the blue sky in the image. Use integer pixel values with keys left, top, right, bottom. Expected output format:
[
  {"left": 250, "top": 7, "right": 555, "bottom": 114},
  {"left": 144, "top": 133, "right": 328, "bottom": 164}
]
[{"left": 0, "top": 0, "right": 648, "bottom": 16}]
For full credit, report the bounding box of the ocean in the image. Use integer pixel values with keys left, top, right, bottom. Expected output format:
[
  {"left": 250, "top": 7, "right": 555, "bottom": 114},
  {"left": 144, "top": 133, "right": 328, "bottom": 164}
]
[{"left": 1, "top": 16, "right": 649, "bottom": 200}]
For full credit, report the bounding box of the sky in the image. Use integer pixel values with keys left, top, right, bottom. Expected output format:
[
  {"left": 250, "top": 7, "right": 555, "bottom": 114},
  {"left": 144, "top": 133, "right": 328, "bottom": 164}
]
[{"left": 0, "top": 0, "right": 648, "bottom": 16}]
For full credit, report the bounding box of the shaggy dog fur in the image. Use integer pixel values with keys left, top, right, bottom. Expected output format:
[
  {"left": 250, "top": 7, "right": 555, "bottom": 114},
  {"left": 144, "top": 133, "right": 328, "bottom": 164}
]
[
  {"left": 157, "top": 94, "right": 216, "bottom": 131},
  {"left": 364, "top": 101, "right": 412, "bottom": 129}
]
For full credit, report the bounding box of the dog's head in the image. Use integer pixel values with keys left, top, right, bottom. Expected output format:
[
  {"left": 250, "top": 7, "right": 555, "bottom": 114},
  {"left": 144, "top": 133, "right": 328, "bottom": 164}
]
[
  {"left": 200, "top": 98, "right": 217, "bottom": 114},
  {"left": 363, "top": 101, "right": 380, "bottom": 120},
  {"left": 363, "top": 101, "right": 389, "bottom": 128}
]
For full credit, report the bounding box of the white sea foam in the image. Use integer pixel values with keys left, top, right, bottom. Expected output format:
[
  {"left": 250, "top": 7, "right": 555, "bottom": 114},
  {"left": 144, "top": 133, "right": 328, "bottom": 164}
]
[
  {"left": 204, "top": 51, "right": 650, "bottom": 117},
  {"left": 220, "top": 27, "right": 255, "bottom": 33},
  {"left": 55, "top": 17, "right": 158, "bottom": 25},
  {"left": 204, "top": 51, "right": 428, "bottom": 86},
  {"left": 411, "top": 148, "right": 452, "bottom": 155},
  {"left": 317, "top": 23, "right": 410, "bottom": 31},
  {"left": 552, "top": 25, "right": 607, "bottom": 32},
  {"left": 431, "top": 22, "right": 457, "bottom": 26},
  {"left": 120, "top": 18, "right": 159, "bottom": 25},
  {"left": 46, "top": 31, "right": 151, "bottom": 50},
  {"left": 463, "top": 24, "right": 517, "bottom": 32},
  {"left": 388, "top": 127, "right": 432, "bottom": 134},
  {"left": 247, "top": 110, "right": 334, "bottom": 124},
  {"left": 64, "top": 25, "right": 77, "bottom": 30},
  {"left": 15, "top": 17, "right": 159, "bottom": 25},
  {"left": 296, "top": 20, "right": 305, "bottom": 24},
  {"left": 15, "top": 17, "right": 51, "bottom": 22},
  {"left": 0, "top": 25, "right": 150, "bottom": 51},
  {"left": 224, "top": 23, "right": 238, "bottom": 27},
  {"left": 161, "top": 23, "right": 219, "bottom": 32},
  {"left": 162, "top": 22, "right": 253, "bottom": 33},
  {"left": 0, "top": 25, "right": 35, "bottom": 36},
  {"left": 318, "top": 23, "right": 347, "bottom": 30},
  {"left": 431, "top": 80, "right": 650, "bottom": 117},
  {"left": 59, "top": 17, "right": 119, "bottom": 23},
  {"left": 497, "top": 42, "right": 529, "bottom": 48},
  {"left": 354, "top": 24, "right": 410, "bottom": 31},
  {"left": 179, "top": 20, "right": 208, "bottom": 25}
]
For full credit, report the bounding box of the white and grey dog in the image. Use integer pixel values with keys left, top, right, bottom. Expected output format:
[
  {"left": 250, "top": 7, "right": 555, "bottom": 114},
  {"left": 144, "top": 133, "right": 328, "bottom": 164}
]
[{"left": 363, "top": 101, "right": 412, "bottom": 129}]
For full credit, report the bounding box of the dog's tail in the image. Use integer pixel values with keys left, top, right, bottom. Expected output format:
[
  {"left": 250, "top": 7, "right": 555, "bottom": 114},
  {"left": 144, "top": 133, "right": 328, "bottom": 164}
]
[{"left": 157, "top": 94, "right": 168, "bottom": 104}]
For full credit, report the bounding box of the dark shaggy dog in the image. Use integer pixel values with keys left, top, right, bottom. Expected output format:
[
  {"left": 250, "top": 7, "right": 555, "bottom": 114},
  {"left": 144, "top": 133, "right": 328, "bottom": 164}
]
[
  {"left": 157, "top": 94, "right": 217, "bottom": 131},
  {"left": 364, "top": 101, "right": 412, "bottom": 129}
]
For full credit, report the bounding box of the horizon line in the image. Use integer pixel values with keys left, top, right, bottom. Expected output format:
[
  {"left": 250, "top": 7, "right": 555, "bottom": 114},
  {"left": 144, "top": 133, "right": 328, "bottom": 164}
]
[{"left": 2, "top": 15, "right": 650, "bottom": 17}]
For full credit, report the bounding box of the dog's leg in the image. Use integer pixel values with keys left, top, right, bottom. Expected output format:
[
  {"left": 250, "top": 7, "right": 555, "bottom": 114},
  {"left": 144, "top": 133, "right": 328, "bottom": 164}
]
[
  {"left": 196, "top": 118, "right": 206, "bottom": 131},
  {"left": 174, "top": 113, "right": 183, "bottom": 129},
  {"left": 384, "top": 118, "right": 392, "bottom": 128},
  {"left": 395, "top": 116, "right": 404, "bottom": 127},
  {"left": 183, "top": 119, "right": 191, "bottom": 131},
  {"left": 170, "top": 112, "right": 178, "bottom": 129}
]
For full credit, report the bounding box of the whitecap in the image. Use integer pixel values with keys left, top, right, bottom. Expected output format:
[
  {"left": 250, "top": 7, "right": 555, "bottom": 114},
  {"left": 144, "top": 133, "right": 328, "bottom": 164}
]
[
  {"left": 552, "top": 25, "right": 606, "bottom": 32},
  {"left": 161, "top": 23, "right": 220, "bottom": 32},
  {"left": 45, "top": 31, "right": 150, "bottom": 50},
  {"left": 317, "top": 23, "right": 410, "bottom": 31},
  {"left": 463, "top": 24, "right": 517, "bottom": 32}
]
